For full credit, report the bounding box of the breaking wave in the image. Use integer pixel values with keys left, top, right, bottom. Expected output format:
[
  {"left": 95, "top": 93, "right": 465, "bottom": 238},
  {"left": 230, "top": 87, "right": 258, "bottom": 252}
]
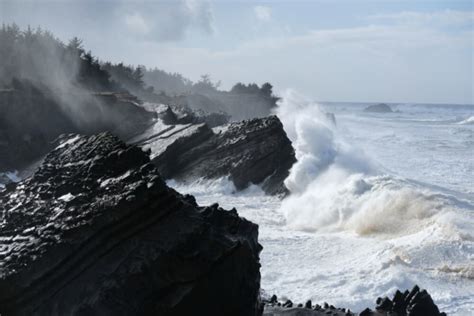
[
  {"left": 457, "top": 115, "right": 474, "bottom": 125},
  {"left": 275, "top": 90, "right": 474, "bottom": 238}
]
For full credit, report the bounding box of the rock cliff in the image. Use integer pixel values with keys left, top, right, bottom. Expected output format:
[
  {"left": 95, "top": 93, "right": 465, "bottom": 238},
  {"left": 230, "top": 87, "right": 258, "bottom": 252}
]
[
  {"left": 0, "top": 133, "right": 262, "bottom": 316},
  {"left": 132, "top": 114, "right": 296, "bottom": 195}
]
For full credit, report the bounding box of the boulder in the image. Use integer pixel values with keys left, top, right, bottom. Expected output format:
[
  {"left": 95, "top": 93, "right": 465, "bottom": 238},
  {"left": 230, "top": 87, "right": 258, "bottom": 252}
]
[{"left": 0, "top": 132, "right": 262, "bottom": 316}]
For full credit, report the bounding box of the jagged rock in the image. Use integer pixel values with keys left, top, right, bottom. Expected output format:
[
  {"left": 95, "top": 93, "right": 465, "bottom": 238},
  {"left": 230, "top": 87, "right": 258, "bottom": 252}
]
[
  {"left": 158, "top": 105, "right": 230, "bottom": 128},
  {"left": 158, "top": 105, "right": 181, "bottom": 124},
  {"left": 0, "top": 133, "right": 261, "bottom": 316},
  {"left": 374, "top": 285, "right": 446, "bottom": 316},
  {"left": 262, "top": 286, "right": 445, "bottom": 316},
  {"left": 363, "top": 103, "right": 393, "bottom": 113},
  {"left": 271, "top": 295, "right": 278, "bottom": 304},
  {"left": 133, "top": 115, "right": 296, "bottom": 195}
]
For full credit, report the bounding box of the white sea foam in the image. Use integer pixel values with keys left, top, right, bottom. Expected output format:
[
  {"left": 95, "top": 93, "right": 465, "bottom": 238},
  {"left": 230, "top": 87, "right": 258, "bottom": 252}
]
[
  {"left": 166, "top": 94, "right": 474, "bottom": 314},
  {"left": 275, "top": 91, "right": 473, "bottom": 237},
  {"left": 0, "top": 171, "right": 21, "bottom": 188},
  {"left": 457, "top": 115, "right": 474, "bottom": 125}
]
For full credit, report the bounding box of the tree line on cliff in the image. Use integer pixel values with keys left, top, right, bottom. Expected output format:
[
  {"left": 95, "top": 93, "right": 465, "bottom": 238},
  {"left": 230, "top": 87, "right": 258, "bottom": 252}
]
[{"left": 0, "top": 23, "right": 278, "bottom": 118}]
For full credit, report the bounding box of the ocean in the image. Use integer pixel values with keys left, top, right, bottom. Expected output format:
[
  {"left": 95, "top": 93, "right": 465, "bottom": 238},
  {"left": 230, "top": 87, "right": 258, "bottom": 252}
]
[{"left": 169, "top": 90, "right": 474, "bottom": 315}]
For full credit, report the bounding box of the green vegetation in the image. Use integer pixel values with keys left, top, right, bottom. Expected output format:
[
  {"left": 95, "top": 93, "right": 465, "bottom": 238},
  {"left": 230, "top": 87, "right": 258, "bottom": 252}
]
[{"left": 0, "top": 23, "right": 279, "bottom": 119}]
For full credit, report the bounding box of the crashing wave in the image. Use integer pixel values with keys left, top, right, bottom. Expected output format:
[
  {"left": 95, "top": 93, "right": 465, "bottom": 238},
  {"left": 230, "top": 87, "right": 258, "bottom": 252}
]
[{"left": 275, "top": 90, "right": 474, "bottom": 239}]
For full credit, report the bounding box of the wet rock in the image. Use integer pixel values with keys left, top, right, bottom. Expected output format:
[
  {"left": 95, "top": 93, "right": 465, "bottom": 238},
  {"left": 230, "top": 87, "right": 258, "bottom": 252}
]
[
  {"left": 0, "top": 133, "right": 261, "bottom": 316},
  {"left": 262, "top": 285, "right": 445, "bottom": 316},
  {"left": 283, "top": 300, "right": 293, "bottom": 308},
  {"left": 134, "top": 115, "right": 296, "bottom": 195},
  {"left": 271, "top": 295, "right": 278, "bottom": 304},
  {"left": 375, "top": 297, "right": 392, "bottom": 311}
]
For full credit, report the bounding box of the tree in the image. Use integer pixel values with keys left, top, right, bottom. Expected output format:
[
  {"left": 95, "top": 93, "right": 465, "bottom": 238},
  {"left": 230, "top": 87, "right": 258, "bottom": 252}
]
[
  {"left": 67, "top": 37, "right": 84, "bottom": 57},
  {"left": 192, "top": 74, "right": 220, "bottom": 93},
  {"left": 261, "top": 82, "right": 273, "bottom": 97},
  {"left": 132, "top": 65, "right": 145, "bottom": 88}
]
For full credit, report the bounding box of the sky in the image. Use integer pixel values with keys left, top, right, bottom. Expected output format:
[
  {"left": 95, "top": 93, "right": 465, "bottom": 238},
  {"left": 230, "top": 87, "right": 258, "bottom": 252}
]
[{"left": 1, "top": 0, "right": 473, "bottom": 104}]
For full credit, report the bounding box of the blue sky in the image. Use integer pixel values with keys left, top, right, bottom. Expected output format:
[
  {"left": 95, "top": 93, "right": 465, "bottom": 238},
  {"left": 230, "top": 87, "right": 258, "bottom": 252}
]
[{"left": 1, "top": 0, "right": 473, "bottom": 104}]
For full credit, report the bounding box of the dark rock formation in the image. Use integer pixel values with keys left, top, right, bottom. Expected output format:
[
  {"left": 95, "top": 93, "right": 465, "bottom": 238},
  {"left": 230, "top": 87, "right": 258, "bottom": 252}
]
[
  {"left": 1, "top": 81, "right": 289, "bottom": 196},
  {"left": 363, "top": 103, "right": 393, "bottom": 113},
  {"left": 262, "top": 286, "right": 445, "bottom": 316},
  {"left": 0, "top": 133, "right": 261, "bottom": 316},
  {"left": 373, "top": 285, "right": 446, "bottom": 316},
  {"left": 132, "top": 115, "right": 296, "bottom": 195},
  {"left": 140, "top": 89, "right": 277, "bottom": 122},
  {"left": 0, "top": 80, "right": 155, "bottom": 172},
  {"left": 158, "top": 105, "right": 230, "bottom": 128}
]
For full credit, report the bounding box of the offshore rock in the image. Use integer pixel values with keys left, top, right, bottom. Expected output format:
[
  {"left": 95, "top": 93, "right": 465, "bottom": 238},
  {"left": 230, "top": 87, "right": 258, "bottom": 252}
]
[
  {"left": 363, "top": 103, "right": 393, "bottom": 113},
  {"left": 0, "top": 133, "right": 261, "bottom": 316}
]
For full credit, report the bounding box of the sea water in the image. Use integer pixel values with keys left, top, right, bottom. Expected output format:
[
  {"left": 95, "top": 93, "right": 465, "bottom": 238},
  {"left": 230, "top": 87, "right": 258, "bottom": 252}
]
[{"left": 169, "top": 90, "right": 474, "bottom": 315}]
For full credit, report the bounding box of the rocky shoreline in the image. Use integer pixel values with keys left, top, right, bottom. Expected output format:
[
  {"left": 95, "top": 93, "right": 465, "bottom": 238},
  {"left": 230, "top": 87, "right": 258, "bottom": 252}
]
[
  {"left": 0, "top": 133, "right": 261, "bottom": 315},
  {"left": 0, "top": 89, "right": 446, "bottom": 315},
  {"left": 0, "top": 131, "right": 447, "bottom": 315}
]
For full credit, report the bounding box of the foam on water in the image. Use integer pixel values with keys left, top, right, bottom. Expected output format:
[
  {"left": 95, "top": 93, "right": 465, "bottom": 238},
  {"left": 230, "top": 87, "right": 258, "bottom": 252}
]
[
  {"left": 168, "top": 92, "right": 474, "bottom": 314},
  {"left": 0, "top": 171, "right": 21, "bottom": 188},
  {"left": 458, "top": 115, "right": 474, "bottom": 125}
]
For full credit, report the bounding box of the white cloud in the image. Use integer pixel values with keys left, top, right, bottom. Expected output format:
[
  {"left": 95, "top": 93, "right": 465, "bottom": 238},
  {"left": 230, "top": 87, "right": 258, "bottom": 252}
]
[
  {"left": 127, "top": 12, "right": 472, "bottom": 104},
  {"left": 185, "top": 0, "right": 215, "bottom": 35},
  {"left": 120, "top": 0, "right": 214, "bottom": 41},
  {"left": 124, "top": 12, "right": 149, "bottom": 34},
  {"left": 254, "top": 5, "right": 271, "bottom": 22},
  {"left": 367, "top": 10, "right": 474, "bottom": 27}
]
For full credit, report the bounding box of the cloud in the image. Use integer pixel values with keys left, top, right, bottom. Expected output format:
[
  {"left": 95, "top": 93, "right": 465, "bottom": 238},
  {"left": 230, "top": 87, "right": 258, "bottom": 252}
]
[
  {"left": 0, "top": 0, "right": 215, "bottom": 42},
  {"left": 124, "top": 12, "right": 149, "bottom": 34},
  {"left": 254, "top": 5, "right": 271, "bottom": 22},
  {"left": 367, "top": 10, "right": 474, "bottom": 27},
  {"left": 119, "top": 0, "right": 215, "bottom": 41},
  {"left": 0, "top": 2, "right": 471, "bottom": 103},
  {"left": 126, "top": 10, "right": 472, "bottom": 104}
]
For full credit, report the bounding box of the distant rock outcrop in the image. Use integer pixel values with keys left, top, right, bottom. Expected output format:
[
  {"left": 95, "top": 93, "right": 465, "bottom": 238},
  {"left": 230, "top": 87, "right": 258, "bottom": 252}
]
[
  {"left": 132, "top": 114, "right": 296, "bottom": 195},
  {"left": 363, "top": 103, "right": 393, "bottom": 113},
  {"left": 158, "top": 105, "right": 230, "bottom": 128},
  {"left": 262, "top": 285, "right": 445, "bottom": 316},
  {"left": 141, "top": 90, "right": 277, "bottom": 122},
  {"left": 0, "top": 133, "right": 262, "bottom": 316}
]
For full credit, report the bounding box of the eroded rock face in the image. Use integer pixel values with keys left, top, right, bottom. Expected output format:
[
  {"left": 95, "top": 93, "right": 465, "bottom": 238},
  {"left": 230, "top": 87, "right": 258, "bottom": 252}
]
[
  {"left": 0, "top": 133, "right": 261, "bottom": 316},
  {"left": 135, "top": 115, "right": 296, "bottom": 195},
  {"left": 262, "top": 285, "right": 445, "bottom": 316}
]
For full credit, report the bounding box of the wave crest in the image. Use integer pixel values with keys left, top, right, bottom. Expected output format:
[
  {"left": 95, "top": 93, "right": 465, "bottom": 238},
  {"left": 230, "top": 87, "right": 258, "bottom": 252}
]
[{"left": 276, "top": 90, "right": 473, "bottom": 238}]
